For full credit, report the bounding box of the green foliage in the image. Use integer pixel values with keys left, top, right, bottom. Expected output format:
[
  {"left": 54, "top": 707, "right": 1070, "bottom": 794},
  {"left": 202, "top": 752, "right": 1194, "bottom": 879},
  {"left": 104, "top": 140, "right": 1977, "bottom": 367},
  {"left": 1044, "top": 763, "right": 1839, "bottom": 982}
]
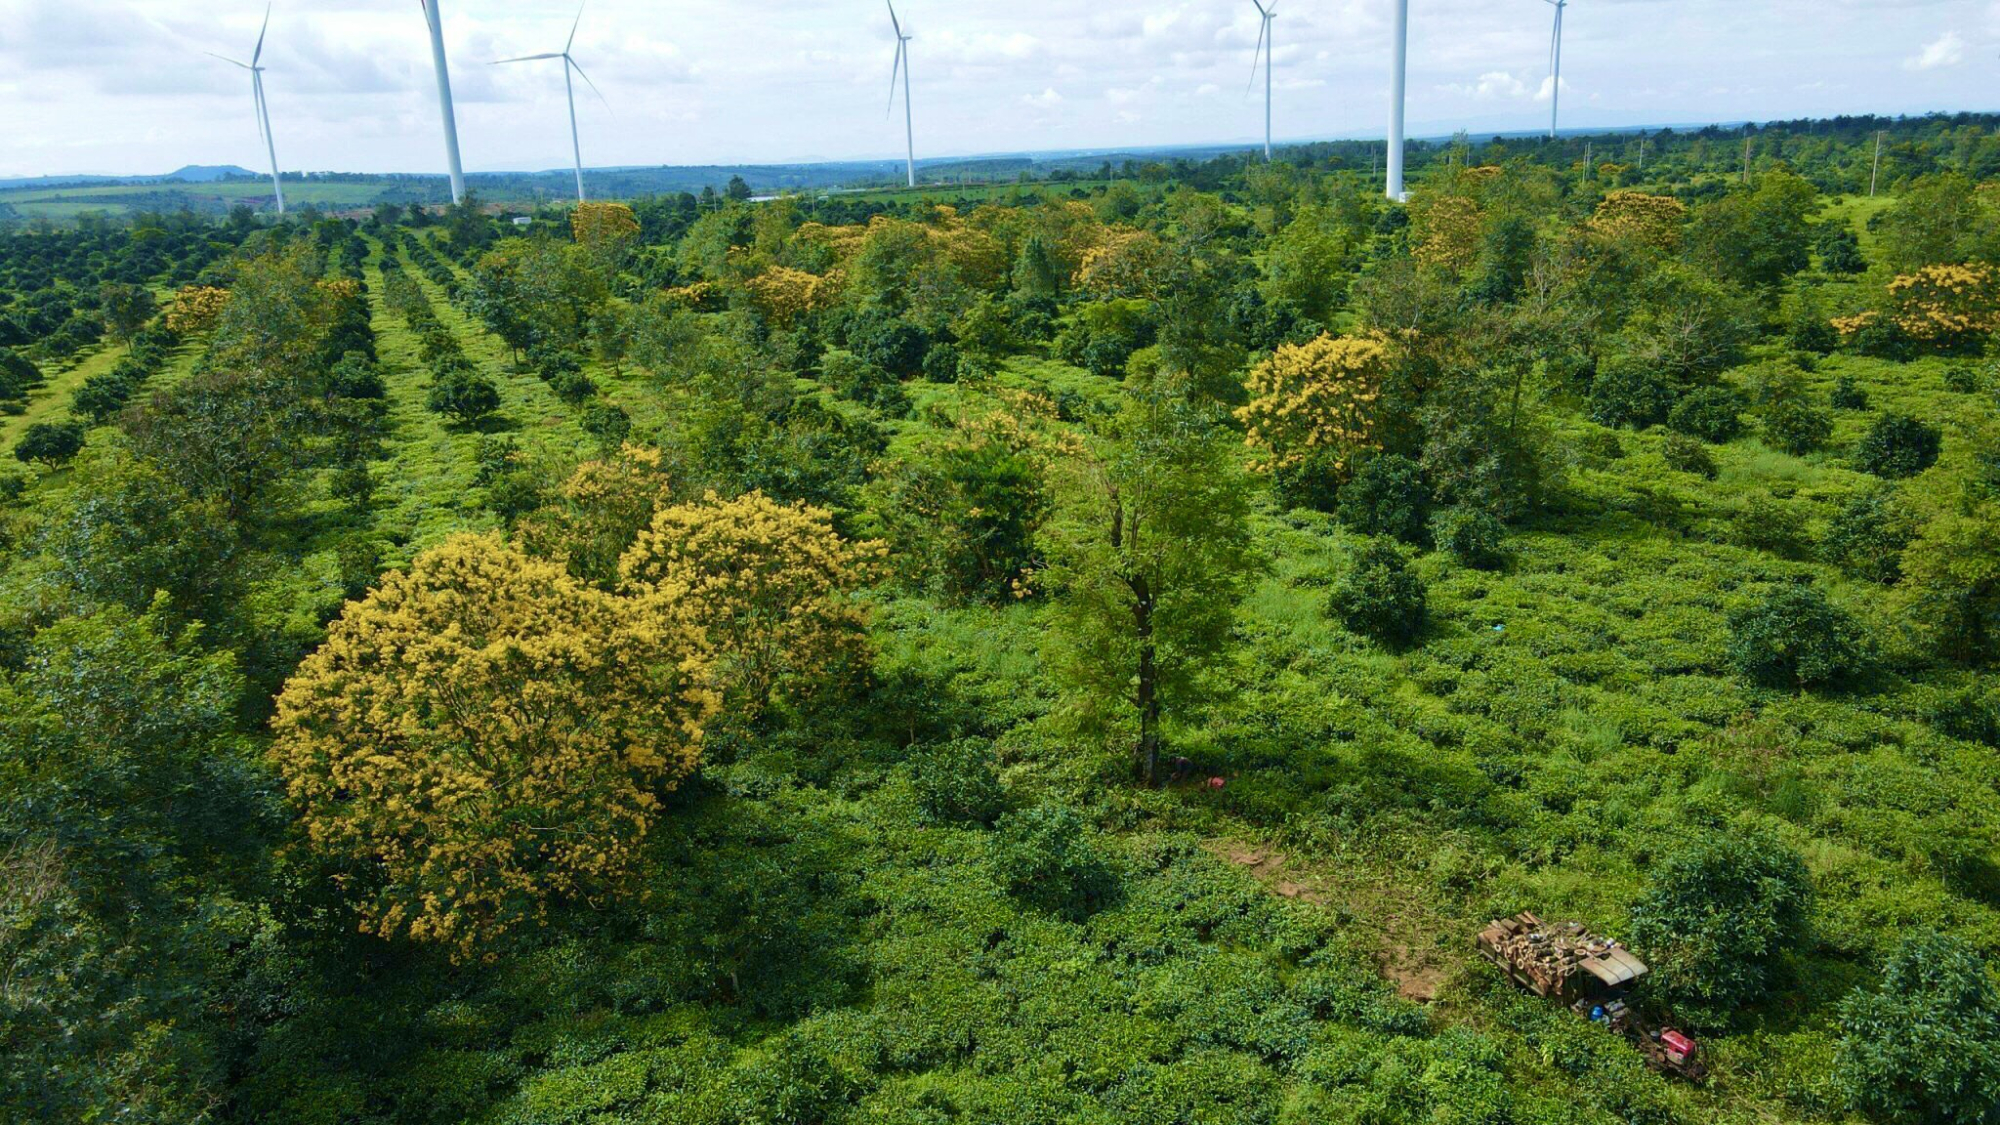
[
  {"left": 1822, "top": 485, "right": 1914, "bottom": 584},
  {"left": 14, "top": 419, "right": 84, "bottom": 465},
  {"left": 426, "top": 364, "right": 502, "bottom": 427},
  {"left": 910, "top": 738, "right": 1008, "bottom": 827},
  {"left": 1814, "top": 221, "right": 1866, "bottom": 275},
  {"left": 1627, "top": 831, "right": 1813, "bottom": 1027},
  {"left": 1855, "top": 413, "right": 1943, "bottom": 479},
  {"left": 1589, "top": 356, "right": 1674, "bottom": 429},
  {"left": 1729, "top": 583, "right": 1870, "bottom": 690},
  {"left": 1661, "top": 432, "right": 1718, "bottom": 478},
  {"left": 1430, "top": 505, "right": 1507, "bottom": 570},
  {"left": 1337, "top": 454, "right": 1430, "bottom": 544},
  {"left": 1831, "top": 373, "right": 1869, "bottom": 410},
  {"left": 1328, "top": 538, "right": 1427, "bottom": 649},
  {"left": 1762, "top": 394, "right": 1835, "bottom": 455},
  {"left": 1667, "top": 385, "right": 1747, "bottom": 443},
  {"left": 1836, "top": 931, "right": 2000, "bottom": 1125},
  {"left": 1686, "top": 170, "right": 1819, "bottom": 290},
  {"left": 992, "top": 804, "right": 1114, "bottom": 920}
]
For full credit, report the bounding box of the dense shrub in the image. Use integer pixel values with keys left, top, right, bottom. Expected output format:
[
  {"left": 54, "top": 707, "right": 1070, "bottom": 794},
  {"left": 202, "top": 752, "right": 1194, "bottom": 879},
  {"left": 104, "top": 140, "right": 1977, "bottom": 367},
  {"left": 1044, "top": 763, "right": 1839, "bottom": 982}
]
[
  {"left": 1431, "top": 505, "right": 1507, "bottom": 570},
  {"left": 1814, "top": 222, "right": 1866, "bottom": 275},
  {"left": 1329, "top": 539, "right": 1427, "bottom": 649},
  {"left": 991, "top": 805, "right": 1114, "bottom": 920},
  {"left": 1628, "top": 831, "right": 1813, "bottom": 1027},
  {"left": 1589, "top": 356, "right": 1675, "bottom": 429},
  {"left": 921, "top": 341, "right": 964, "bottom": 383},
  {"left": 1667, "top": 385, "right": 1747, "bottom": 443},
  {"left": 1835, "top": 931, "right": 2000, "bottom": 1125},
  {"left": 1337, "top": 453, "right": 1430, "bottom": 543},
  {"left": 1661, "top": 433, "right": 1718, "bottom": 478},
  {"left": 1763, "top": 395, "right": 1834, "bottom": 455},
  {"left": 822, "top": 349, "right": 909, "bottom": 417},
  {"left": 14, "top": 420, "right": 85, "bottom": 466},
  {"left": 1855, "top": 413, "right": 1943, "bottom": 479},
  {"left": 426, "top": 365, "right": 502, "bottom": 426},
  {"left": 1831, "top": 373, "right": 1869, "bottom": 410},
  {"left": 1822, "top": 486, "right": 1914, "bottom": 584},
  {"left": 911, "top": 738, "right": 1007, "bottom": 827},
  {"left": 1729, "top": 583, "right": 1870, "bottom": 690},
  {"left": 1943, "top": 363, "right": 1984, "bottom": 395}
]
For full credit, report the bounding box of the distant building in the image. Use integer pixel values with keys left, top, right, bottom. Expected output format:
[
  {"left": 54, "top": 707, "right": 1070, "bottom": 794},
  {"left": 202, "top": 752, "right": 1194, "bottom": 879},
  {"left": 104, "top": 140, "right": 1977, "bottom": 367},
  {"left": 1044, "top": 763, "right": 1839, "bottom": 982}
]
[{"left": 511, "top": 216, "right": 533, "bottom": 227}]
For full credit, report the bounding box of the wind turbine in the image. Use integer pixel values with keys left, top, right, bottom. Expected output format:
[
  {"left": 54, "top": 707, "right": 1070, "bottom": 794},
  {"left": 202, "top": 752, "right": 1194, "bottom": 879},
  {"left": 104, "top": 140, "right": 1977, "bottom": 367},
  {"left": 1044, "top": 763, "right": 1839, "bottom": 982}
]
[
  {"left": 1543, "top": 0, "right": 1567, "bottom": 138},
  {"left": 210, "top": 5, "right": 285, "bottom": 215},
  {"left": 1248, "top": 1, "right": 1277, "bottom": 162},
  {"left": 419, "top": 0, "right": 467, "bottom": 204},
  {"left": 886, "top": 0, "right": 915, "bottom": 188},
  {"left": 496, "top": 5, "right": 607, "bottom": 204},
  {"left": 1386, "top": 0, "right": 1408, "bottom": 200}
]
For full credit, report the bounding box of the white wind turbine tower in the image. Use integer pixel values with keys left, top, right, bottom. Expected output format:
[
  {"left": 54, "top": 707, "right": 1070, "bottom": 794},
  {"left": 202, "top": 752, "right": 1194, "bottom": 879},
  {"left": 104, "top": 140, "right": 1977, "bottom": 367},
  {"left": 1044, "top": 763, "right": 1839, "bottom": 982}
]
[
  {"left": 1248, "top": 0, "right": 1277, "bottom": 162},
  {"left": 1386, "top": 0, "right": 1409, "bottom": 199},
  {"left": 1543, "top": 0, "right": 1567, "bottom": 138},
  {"left": 210, "top": 5, "right": 285, "bottom": 215},
  {"left": 419, "top": 0, "right": 467, "bottom": 204},
  {"left": 496, "top": 5, "right": 608, "bottom": 204},
  {"left": 886, "top": 0, "right": 916, "bottom": 188}
]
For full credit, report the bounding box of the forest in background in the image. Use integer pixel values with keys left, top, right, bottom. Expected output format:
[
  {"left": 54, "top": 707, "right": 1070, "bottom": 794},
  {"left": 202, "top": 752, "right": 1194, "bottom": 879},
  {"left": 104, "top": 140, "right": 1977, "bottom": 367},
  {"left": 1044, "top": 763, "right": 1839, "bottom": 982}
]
[{"left": 2, "top": 113, "right": 2000, "bottom": 1124}]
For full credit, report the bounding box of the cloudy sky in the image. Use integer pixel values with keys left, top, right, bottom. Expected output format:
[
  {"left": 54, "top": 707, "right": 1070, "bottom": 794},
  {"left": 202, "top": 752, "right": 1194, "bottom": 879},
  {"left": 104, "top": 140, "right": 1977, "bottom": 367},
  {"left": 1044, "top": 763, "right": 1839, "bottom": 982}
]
[{"left": 0, "top": 0, "right": 1995, "bottom": 178}]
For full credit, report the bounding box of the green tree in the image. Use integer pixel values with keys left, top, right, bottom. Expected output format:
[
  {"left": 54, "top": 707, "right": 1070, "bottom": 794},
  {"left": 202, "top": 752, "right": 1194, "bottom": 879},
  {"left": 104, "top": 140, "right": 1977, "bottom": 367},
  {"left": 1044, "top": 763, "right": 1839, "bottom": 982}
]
[
  {"left": 97, "top": 282, "right": 159, "bottom": 342},
  {"left": 426, "top": 364, "right": 502, "bottom": 427},
  {"left": 1041, "top": 383, "right": 1256, "bottom": 785},
  {"left": 1729, "top": 583, "right": 1870, "bottom": 690},
  {"left": 1836, "top": 931, "right": 2000, "bottom": 1125},
  {"left": 1899, "top": 421, "right": 2000, "bottom": 662},
  {"left": 14, "top": 421, "right": 84, "bottom": 467},
  {"left": 1686, "top": 170, "right": 1819, "bottom": 290},
  {"left": 1856, "top": 413, "right": 1943, "bottom": 479},
  {"left": 1329, "top": 538, "right": 1428, "bottom": 649},
  {"left": 1627, "top": 831, "right": 1812, "bottom": 1027}
]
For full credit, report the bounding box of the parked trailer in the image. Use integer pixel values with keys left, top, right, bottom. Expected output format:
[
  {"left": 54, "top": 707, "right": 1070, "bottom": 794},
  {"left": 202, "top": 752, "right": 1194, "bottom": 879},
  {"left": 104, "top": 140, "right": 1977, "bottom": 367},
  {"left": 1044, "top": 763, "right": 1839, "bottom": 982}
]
[{"left": 1476, "top": 912, "right": 1707, "bottom": 1081}]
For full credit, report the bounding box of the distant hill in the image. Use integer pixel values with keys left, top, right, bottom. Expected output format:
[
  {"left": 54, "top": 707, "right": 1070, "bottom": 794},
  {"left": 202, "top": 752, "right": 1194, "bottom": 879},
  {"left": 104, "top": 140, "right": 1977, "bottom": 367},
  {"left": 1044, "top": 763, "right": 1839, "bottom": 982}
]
[{"left": 0, "top": 165, "right": 255, "bottom": 190}]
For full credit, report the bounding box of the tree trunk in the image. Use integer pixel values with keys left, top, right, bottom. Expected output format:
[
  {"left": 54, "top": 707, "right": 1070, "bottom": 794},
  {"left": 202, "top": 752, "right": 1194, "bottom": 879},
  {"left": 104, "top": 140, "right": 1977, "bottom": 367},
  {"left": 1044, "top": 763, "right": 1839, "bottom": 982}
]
[{"left": 1133, "top": 576, "right": 1158, "bottom": 787}]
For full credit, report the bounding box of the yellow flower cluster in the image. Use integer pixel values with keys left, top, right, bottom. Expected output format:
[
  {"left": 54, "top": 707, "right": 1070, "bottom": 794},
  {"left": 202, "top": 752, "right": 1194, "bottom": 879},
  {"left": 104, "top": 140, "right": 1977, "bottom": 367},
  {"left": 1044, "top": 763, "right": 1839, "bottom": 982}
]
[
  {"left": 744, "top": 265, "right": 839, "bottom": 327},
  {"left": 620, "top": 491, "right": 883, "bottom": 719},
  {"left": 270, "top": 534, "right": 716, "bottom": 958},
  {"left": 1883, "top": 262, "right": 2000, "bottom": 345},
  {"left": 1234, "top": 333, "right": 1390, "bottom": 474},
  {"left": 1588, "top": 192, "right": 1688, "bottom": 252},
  {"left": 1074, "top": 227, "right": 1165, "bottom": 298},
  {"left": 516, "top": 445, "right": 678, "bottom": 588},
  {"left": 1411, "top": 195, "right": 1483, "bottom": 274},
  {"left": 570, "top": 201, "right": 641, "bottom": 250},
  {"left": 165, "top": 285, "right": 232, "bottom": 336}
]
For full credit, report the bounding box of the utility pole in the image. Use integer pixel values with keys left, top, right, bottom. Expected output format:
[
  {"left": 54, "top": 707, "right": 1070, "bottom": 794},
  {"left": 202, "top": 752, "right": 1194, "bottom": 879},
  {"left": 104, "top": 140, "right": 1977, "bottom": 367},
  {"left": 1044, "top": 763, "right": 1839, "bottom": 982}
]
[{"left": 1870, "top": 131, "right": 1884, "bottom": 197}]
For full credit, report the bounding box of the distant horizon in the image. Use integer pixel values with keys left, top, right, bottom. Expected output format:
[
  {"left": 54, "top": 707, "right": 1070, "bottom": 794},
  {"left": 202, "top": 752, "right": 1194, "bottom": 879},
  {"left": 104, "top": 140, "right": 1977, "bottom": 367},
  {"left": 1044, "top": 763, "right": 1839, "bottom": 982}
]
[{"left": 11, "top": 108, "right": 1994, "bottom": 187}]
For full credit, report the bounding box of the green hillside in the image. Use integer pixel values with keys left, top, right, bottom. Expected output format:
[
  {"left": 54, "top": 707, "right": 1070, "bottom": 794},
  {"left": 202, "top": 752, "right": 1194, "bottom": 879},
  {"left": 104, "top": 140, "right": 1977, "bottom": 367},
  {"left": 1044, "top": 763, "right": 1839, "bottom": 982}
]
[{"left": 2, "top": 116, "right": 1998, "bottom": 1125}]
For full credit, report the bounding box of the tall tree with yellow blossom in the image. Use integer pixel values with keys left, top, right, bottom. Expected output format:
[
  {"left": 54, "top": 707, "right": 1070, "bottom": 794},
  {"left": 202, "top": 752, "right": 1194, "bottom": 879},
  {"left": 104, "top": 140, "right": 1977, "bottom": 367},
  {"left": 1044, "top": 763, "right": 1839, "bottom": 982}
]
[
  {"left": 1588, "top": 191, "right": 1689, "bottom": 253},
  {"left": 516, "top": 445, "right": 679, "bottom": 589},
  {"left": 619, "top": 492, "right": 880, "bottom": 720},
  {"left": 1235, "top": 333, "right": 1389, "bottom": 477},
  {"left": 270, "top": 534, "right": 716, "bottom": 957}
]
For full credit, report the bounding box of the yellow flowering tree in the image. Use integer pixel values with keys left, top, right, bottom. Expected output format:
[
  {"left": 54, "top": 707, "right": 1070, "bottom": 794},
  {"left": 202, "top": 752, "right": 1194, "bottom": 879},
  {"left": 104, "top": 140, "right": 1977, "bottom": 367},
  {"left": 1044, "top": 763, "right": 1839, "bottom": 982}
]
[
  {"left": 1074, "top": 227, "right": 1166, "bottom": 299},
  {"left": 570, "top": 201, "right": 641, "bottom": 275},
  {"left": 1411, "top": 195, "right": 1483, "bottom": 275},
  {"left": 619, "top": 492, "right": 880, "bottom": 718},
  {"left": 270, "top": 534, "right": 715, "bottom": 957},
  {"left": 744, "top": 265, "right": 833, "bottom": 328},
  {"left": 1588, "top": 191, "right": 1689, "bottom": 252},
  {"left": 1883, "top": 263, "right": 2000, "bottom": 353},
  {"left": 1235, "top": 333, "right": 1389, "bottom": 475},
  {"left": 165, "top": 286, "right": 232, "bottom": 336},
  {"left": 516, "top": 445, "right": 678, "bottom": 588}
]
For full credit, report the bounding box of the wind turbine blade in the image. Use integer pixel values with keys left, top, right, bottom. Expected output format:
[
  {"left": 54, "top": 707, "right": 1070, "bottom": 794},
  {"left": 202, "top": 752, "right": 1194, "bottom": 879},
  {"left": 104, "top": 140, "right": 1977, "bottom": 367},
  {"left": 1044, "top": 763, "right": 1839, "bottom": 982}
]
[
  {"left": 568, "top": 56, "right": 610, "bottom": 112},
  {"left": 567, "top": 1, "right": 584, "bottom": 53},
  {"left": 208, "top": 52, "right": 252, "bottom": 69},
  {"left": 1250, "top": 0, "right": 1267, "bottom": 15},
  {"left": 253, "top": 2, "right": 271, "bottom": 66},
  {"left": 1247, "top": 17, "right": 1266, "bottom": 93},
  {"left": 494, "top": 52, "right": 565, "bottom": 63},
  {"left": 887, "top": 41, "right": 903, "bottom": 116},
  {"left": 885, "top": 0, "right": 902, "bottom": 38}
]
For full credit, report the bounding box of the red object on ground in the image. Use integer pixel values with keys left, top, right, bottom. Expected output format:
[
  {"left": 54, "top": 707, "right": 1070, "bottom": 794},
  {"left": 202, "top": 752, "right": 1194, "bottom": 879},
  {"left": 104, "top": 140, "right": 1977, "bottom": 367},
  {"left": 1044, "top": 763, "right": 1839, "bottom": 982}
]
[
  {"left": 1208, "top": 777, "right": 1226, "bottom": 790},
  {"left": 1660, "top": 1030, "right": 1696, "bottom": 1058}
]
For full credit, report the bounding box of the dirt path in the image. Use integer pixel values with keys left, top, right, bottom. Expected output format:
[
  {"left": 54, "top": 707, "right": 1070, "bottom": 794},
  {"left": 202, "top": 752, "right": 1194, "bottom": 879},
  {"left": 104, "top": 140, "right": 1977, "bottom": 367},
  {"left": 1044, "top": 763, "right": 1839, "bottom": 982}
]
[{"left": 1209, "top": 838, "right": 1458, "bottom": 1003}]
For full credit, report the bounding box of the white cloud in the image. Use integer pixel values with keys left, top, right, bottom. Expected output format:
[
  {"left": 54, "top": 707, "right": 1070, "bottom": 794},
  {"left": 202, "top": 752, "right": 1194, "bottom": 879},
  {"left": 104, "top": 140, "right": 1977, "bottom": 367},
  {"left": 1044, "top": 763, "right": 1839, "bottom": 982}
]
[
  {"left": 1534, "top": 75, "right": 1571, "bottom": 103},
  {"left": 3, "top": 0, "right": 1998, "bottom": 178},
  {"left": 1905, "top": 30, "right": 1965, "bottom": 70}
]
